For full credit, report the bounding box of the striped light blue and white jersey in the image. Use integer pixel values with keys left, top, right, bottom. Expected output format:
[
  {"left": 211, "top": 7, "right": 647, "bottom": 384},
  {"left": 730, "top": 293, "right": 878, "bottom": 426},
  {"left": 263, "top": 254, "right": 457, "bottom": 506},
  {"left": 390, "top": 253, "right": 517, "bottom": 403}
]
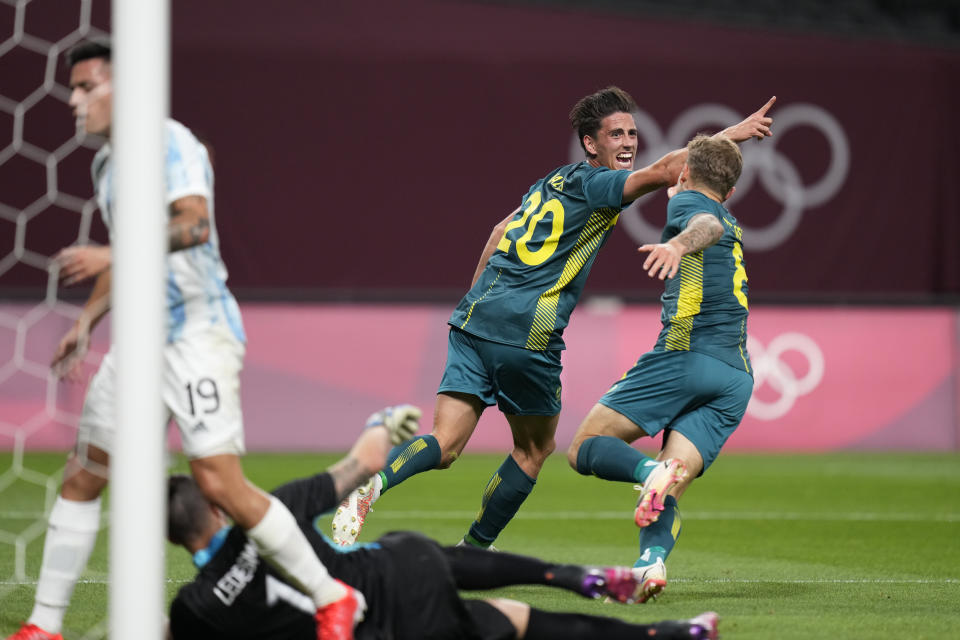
[{"left": 91, "top": 119, "right": 245, "bottom": 344}]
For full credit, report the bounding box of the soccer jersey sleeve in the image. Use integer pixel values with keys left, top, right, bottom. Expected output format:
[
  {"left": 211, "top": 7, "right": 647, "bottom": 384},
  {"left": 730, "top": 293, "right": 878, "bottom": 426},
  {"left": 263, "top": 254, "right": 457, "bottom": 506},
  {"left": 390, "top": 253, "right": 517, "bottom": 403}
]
[
  {"left": 165, "top": 120, "right": 213, "bottom": 205},
  {"left": 270, "top": 472, "right": 338, "bottom": 522},
  {"left": 581, "top": 166, "right": 630, "bottom": 209},
  {"left": 664, "top": 191, "right": 715, "bottom": 239}
]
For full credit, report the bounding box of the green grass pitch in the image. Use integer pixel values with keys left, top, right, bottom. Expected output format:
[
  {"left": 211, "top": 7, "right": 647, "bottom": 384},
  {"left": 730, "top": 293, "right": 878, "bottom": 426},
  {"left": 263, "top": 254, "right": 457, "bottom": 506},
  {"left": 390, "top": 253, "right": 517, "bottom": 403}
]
[{"left": 2, "top": 452, "right": 958, "bottom": 639}]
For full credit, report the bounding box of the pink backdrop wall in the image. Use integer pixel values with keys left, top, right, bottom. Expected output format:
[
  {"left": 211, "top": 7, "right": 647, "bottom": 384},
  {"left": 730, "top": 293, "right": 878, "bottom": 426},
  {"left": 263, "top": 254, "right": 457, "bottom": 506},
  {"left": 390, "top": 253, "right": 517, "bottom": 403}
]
[{"left": 2, "top": 303, "right": 957, "bottom": 453}]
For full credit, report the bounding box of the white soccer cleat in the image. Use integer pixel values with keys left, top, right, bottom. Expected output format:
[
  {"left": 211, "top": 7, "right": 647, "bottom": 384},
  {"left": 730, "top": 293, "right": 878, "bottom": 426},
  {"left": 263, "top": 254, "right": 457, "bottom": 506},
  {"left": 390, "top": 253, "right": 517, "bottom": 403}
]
[
  {"left": 634, "top": 458, "right": 687, "bottom": 528},
  {"left": 331, "top": 476, "right": 380, "bottom": 545},
  {"left": 631, "top": 557, "right": 667, "bottom": 603}
]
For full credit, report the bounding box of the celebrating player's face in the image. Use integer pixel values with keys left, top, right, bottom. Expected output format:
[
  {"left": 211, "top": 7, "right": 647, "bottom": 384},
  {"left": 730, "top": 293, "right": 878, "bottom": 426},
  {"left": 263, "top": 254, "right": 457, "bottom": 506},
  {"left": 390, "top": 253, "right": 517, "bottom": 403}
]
[
  {"left": 586, "top": 112, "right": 637, "bottom": 171},
  {"left": 69, "top": 58, "right": 112, "bottom": 137}
]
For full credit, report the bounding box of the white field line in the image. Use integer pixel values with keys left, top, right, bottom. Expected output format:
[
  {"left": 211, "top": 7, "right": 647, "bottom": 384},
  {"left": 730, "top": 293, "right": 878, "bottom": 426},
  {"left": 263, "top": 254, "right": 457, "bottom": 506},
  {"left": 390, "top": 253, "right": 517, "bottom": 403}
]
[
  {"left": 1, "top": 577, "right": 957, "bottom": 586},
  {"left": 2, "top": 509, "right": 960, "bottom": 522},
  {"left": 359, "top": 510, "right": 960, "bottom": 522}
]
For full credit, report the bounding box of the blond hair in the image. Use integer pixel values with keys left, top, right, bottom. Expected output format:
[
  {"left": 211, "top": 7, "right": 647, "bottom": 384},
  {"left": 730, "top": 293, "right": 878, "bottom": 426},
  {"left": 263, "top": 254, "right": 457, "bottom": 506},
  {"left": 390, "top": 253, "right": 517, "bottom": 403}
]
[{"left": 686, "top": 134, "right": 743, "bottom": 197}]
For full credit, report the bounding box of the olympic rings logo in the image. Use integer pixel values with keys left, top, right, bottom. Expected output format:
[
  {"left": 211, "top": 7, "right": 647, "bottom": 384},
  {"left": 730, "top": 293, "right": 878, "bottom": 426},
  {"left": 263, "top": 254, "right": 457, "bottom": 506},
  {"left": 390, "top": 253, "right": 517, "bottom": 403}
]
[
  {"left": 569, "top": 102, "right": 850, "bottom": 250},
  {"left": 746, "top": 332, "right": 825, "bottom": 421}
]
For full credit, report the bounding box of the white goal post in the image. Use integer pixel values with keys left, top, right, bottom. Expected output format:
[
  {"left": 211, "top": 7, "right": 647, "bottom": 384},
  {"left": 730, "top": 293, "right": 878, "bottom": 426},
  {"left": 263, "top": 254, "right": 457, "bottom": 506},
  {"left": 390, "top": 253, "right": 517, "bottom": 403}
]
[{"left": 109, "top": 1, "right": 168, "bottom": 639}]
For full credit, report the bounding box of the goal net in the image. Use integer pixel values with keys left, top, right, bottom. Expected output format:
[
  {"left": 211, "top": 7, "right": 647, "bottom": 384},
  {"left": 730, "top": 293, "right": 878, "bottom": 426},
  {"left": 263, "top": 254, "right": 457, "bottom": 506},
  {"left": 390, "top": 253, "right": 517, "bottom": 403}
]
[{"left": 1, "top": 1, "right": 115, "bottom": 637}]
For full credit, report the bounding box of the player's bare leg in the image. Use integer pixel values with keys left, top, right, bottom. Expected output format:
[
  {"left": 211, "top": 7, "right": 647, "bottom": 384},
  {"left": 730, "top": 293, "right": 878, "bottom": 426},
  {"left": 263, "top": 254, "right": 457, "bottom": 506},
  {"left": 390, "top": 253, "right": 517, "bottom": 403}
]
[
  {"left": 657, "top": 430, "right": 703, "bottom": 500},
  {"left": 431, "top": 392, "right": 485, "bottom": 464},
  {"left": 10, "top": 446, "right": 109, "bottom": 639},
  {"left": 461, "top": 413, "right": 558, "bottom": 549},
  {"left": 506, "top": 413, "right": 559, "bottom": 477},
  {"left": 189, "top": 454, "right": 267, "bottom": 529},
  {"left": 60, "top": 445, "right": 110, "bottom": 502}
]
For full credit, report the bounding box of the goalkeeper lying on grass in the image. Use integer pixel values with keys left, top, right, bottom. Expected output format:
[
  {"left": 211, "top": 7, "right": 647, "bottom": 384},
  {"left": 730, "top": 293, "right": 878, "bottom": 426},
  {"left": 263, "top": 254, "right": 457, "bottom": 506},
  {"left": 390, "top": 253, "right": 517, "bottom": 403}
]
[{"left": 166, "top": 405, "right": 718, "bottom": 640}]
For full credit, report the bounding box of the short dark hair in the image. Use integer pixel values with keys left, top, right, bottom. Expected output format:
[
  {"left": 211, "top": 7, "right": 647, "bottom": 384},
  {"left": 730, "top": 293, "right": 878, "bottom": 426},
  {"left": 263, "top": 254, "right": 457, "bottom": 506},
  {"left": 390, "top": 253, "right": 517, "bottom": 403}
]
[
  {"left": 65, "top": 38, "right": 111, "bottom": 68},
  {"left": 686, "top": 134, "right": 743, "bottom": 197},
  {"left": 168, "top": 474, "right": 212, "bottom": 546},
  {"left": 569, "top": 86, "right": 638, "bottom": 157}
]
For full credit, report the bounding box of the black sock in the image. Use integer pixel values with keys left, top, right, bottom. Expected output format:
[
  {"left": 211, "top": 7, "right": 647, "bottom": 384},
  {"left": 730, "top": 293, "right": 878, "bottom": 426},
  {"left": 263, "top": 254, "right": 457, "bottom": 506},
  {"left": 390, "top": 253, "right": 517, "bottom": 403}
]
[
  {"left": 525, "top": 607, "right": 694, "bottom": 640},
  {"left": 442, "top": 545, "right": 585, "bottom": 594}
]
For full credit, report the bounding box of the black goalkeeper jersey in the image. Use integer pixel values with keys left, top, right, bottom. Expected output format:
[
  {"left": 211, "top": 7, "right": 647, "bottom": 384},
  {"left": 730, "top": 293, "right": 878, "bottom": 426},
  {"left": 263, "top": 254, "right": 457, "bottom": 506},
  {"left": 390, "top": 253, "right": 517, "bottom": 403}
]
[{"left": 169, "top": 473, "right": 479, "bottom": 640}]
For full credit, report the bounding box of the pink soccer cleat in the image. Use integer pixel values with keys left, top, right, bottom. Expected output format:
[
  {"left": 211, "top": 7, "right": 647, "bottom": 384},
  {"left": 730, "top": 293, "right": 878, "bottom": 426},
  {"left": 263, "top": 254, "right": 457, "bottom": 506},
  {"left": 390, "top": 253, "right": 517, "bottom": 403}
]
[
  {"left": 580, "top": 566, "right": 644, "bottom": 603},
  {"left": 634, "top": 458, "right": 687, "bottom": 528}
]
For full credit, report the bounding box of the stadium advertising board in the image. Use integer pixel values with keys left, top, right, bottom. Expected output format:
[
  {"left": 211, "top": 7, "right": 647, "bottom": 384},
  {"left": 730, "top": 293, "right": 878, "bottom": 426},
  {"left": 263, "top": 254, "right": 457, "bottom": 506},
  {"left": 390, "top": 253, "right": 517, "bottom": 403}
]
[{"left": 3, "top": 304, "right": 955, "bottom": 452}]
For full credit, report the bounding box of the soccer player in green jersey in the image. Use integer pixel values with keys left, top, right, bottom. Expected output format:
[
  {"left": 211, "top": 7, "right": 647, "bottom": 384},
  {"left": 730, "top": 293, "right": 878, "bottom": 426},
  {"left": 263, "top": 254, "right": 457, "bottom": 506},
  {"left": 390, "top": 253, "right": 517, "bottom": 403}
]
[
  {"left": 333, "top": 88, "right": 774, "bottom": 552},
  {"left": 567, "top": 134, "right": 759, "bottom": 603}
]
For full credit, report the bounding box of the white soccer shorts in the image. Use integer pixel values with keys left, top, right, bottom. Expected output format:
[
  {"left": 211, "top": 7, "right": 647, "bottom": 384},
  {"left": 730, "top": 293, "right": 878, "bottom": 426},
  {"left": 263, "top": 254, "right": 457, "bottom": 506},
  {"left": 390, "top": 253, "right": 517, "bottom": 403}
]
[{"left": 77, "top": 324, "right": 247, "bottom": 460}]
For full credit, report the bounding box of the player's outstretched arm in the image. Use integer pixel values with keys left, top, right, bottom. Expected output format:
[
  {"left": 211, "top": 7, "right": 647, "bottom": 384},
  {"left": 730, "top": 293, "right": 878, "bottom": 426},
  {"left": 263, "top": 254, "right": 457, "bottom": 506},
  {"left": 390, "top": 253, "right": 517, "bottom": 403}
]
[
  {"left": 327, "top": 405, "right": 421, "bottom": 502},
  {"left": 622, "top": 148, "right": 688, "bottom": 204},
  {"left": 622, "top": 96, "right": 775, "bottom": 205},
  {"left": 637, "top": 213, "right": 724, "bottom": 280},
  {"left": 717, "top": 96, "right": 776, "bottom": 143},
  {"left": 471, "top": 208, "right": 521, "bottom": 287}
]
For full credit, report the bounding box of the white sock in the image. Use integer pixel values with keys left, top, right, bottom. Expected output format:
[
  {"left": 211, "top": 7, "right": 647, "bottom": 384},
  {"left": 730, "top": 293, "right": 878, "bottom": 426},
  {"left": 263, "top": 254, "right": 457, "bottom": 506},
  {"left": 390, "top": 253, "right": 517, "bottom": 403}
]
[
  {"left": 246, "top": 495, "right": 346, "bottom": 607},
  {"left": 29, "top": 496, "right": 102, "bottom": 634}
]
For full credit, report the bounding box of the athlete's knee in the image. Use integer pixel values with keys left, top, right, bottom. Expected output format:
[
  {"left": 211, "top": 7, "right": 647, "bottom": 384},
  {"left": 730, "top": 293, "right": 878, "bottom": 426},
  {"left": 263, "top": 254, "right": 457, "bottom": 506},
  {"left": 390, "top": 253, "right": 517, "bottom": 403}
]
[
  {"left": 61, "top": 467, "right": 107, "bottom": 501},
  {"left": 566, "top": 436, "right": 585, "bottom": 471},
  {"left": 541, "top": 437, "right": 557, "bottom": 459},
  {"left": 189, "top": 460, "right": 241, "bottom": 509},
  {"left": 61, "top": 451, "right": 109, "bottom": 500},
  {"left": 191, "top": 469, "right": 227, "bottom": 506},
  {"left": 528, "top": 438, "right": 556, "bottom": 464},
  {"left": 512, "top": 442, "right": 555, "bottom": 477}
]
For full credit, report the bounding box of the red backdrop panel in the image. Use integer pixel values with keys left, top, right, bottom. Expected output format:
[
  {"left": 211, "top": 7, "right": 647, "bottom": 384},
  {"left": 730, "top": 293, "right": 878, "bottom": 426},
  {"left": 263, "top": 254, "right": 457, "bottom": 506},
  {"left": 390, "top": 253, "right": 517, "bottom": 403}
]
[{"left": 2, "top": 1, "right": 959, "bottom": 299}]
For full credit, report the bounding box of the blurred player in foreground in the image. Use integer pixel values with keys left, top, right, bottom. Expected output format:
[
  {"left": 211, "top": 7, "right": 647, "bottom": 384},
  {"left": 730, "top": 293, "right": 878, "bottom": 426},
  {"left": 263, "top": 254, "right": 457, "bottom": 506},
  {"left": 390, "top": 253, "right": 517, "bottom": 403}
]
[
  {"left": 567, "top": 134, "right": 758, "bottom": 602},
  {"left": 9, "top": 39, "right": 359, "bottom": 640},
  {"left": 167, "top": 405, "right": 719, "bottom": 640},
  {"left": 333, "top": 87, "right": 774, "bottom": 552}
]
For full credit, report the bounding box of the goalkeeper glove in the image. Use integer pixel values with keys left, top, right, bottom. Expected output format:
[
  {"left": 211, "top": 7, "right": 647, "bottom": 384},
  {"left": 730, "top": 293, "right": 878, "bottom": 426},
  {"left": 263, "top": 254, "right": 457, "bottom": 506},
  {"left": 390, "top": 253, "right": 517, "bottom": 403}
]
[{"left": 366, "top": 404, "right": 421, "bottom": 445}]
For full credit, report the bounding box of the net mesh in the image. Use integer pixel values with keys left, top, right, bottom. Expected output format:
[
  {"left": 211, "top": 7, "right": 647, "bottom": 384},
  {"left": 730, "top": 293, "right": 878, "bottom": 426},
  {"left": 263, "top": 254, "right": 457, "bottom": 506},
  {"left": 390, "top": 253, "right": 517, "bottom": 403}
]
[{"left": 1, "top": 1, "right": 110, "bottom": 636}]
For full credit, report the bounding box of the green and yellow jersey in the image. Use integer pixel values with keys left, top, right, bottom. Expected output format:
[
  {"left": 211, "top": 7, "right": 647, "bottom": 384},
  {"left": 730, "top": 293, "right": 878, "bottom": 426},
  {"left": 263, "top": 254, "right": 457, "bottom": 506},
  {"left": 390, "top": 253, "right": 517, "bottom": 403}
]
[
  {"left": 450, "top": 162, "right": 629, "bottom": 351},
  {"left": 653, "top": 190, "right": 752, "bottom": 374}
]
